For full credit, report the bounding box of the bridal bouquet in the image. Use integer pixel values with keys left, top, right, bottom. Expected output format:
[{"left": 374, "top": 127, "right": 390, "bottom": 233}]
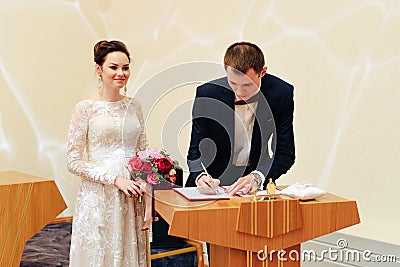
[
  {"left": 127, "top": 148, "right": 179, "bottom": 231},
  {"left": 128, "top": 148, "right": 179, "bottom": 187}
]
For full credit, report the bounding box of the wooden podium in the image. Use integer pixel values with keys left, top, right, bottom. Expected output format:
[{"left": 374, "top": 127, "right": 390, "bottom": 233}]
[
  {"left": 0, "top": 170, "right": 67, "bottom": 267},
  {"left": 155, "top": 190, "right": 360, "bottom": 267}
]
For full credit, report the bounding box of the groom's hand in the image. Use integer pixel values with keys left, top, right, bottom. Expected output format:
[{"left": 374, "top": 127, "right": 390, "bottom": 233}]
[
  {"left": 196, "top": 174, "right": 220, "bottom": 195},
  {"left": 227, "top": 174, "right": 254, "bottom": 196}
]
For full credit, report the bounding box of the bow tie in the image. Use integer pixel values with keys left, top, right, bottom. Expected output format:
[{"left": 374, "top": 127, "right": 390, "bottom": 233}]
[{"left": 234, "top": 94, "right": 259, "bottom": 105}]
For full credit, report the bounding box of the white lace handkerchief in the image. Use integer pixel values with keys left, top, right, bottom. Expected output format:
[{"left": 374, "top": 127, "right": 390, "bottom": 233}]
[{"left": 280, "top": 182, "right": 326, "bottom": 200}]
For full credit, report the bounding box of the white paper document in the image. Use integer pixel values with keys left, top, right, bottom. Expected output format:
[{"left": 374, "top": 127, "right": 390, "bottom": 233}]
[{"left": 172, "top": 187, "right": 231, "bottom": 201}]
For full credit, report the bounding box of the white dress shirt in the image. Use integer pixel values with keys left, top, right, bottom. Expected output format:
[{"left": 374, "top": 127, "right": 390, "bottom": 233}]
[
  {"left": 195, "top": 93, "right": 266, "bottom": 187},
  {"left": 233, "top": 101, "right": 257, "bottom": 166},
  {"left": 233, "top": 96, "right": 265, "bottom": 187}
]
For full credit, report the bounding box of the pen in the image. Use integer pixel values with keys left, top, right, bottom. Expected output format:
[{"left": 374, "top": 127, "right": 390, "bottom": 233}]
[{"left": 200, "top": 162, "right": 218, "bottom": 194}]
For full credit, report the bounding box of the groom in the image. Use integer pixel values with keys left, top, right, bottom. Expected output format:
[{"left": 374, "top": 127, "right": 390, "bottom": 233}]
[{"left": 185, "top": 42, "right": 295, "bottom": 196}]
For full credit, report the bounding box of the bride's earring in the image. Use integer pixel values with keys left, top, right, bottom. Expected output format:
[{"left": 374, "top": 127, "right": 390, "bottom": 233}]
[
  {"left": 97, "top": 76, "right": 102, "bottom": 96},
  {"left": 124, "top": 85, "right": 127, "bottom": 97}
]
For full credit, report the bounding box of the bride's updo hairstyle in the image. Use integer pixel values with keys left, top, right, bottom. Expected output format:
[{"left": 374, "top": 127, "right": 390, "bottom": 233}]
[{"left": 94, "top": 40, "right": 131, "bottom": 66}]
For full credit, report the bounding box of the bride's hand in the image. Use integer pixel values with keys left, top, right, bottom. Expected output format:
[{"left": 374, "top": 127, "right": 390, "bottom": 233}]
[{"left": 114, "top": 176, "right": 144, "bottom": 198}]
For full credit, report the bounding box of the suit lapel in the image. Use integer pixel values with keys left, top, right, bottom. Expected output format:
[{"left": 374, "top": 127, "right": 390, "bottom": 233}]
[
  {"left": 249, "top": 80, "right": 275, "bottom": 168},
  {"left": 221, "top": 80, "right": 235, "bottom": 149}
]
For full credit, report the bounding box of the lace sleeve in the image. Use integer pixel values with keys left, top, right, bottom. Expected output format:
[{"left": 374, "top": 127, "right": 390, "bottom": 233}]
[
  {"left": 66, "top": 101, "right": 117, "bottom": 185},
  {"left": 135, "top": 102, "right": 148, "bottom": 150}
]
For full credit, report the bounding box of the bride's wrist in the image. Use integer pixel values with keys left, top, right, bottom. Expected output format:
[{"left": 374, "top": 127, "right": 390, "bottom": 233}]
[{"left": 113, "top": 176, "right": 123, "bottom": 189}]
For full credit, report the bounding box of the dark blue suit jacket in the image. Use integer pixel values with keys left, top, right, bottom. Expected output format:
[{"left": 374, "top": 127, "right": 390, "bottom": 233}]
[{"left": 185, "top": 73, "right": 295, "bottom": 188}]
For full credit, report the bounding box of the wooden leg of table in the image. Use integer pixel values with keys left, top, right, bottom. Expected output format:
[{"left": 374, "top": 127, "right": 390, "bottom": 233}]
[{"left": 209, "top": 244, "right": 300, "bottom": 267}]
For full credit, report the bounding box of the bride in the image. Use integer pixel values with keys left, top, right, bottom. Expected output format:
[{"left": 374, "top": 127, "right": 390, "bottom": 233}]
[{"left": 67, "top": 40, "right": 150, "bottom": 266}]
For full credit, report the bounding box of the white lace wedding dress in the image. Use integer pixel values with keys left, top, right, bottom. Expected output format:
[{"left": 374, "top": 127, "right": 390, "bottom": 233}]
[{"left": 66, "top": 97, "right": 150, "bottom": 267}]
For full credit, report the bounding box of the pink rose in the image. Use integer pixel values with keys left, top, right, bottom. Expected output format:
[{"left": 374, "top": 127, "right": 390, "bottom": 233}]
[
  {"left": 141, "top": 162, "right": 153, "bottom": 174},
  {"left": 147, "top": 173, "right": 159, "bottom": 185},
  {"left": 138, "top": 148, "right": 162, "bottom": 160},
  {"left": 128, "top": 156, "right": 143, "bottom": 172}
]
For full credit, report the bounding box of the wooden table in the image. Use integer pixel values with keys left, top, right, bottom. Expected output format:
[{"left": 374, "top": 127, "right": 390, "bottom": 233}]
[
  {"left": 155, "top": 189, "right": 360, "bottom": 267},
  {"left": 0, "top": 170, "right": 67, "bottom": 267}
]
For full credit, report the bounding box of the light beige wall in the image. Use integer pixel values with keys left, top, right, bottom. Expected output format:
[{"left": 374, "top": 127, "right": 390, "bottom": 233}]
[{"left": 0, "top": 1, "right": 399, "bottom": 245}]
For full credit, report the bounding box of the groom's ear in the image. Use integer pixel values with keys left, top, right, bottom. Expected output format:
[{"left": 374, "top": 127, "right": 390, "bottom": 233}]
[{"left": 259, "top": 66, "right": 267, "bottom": 78}]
